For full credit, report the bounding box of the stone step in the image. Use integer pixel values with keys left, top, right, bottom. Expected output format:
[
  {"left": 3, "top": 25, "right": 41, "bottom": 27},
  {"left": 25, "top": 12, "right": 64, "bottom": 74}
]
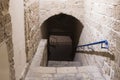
[
  {"left": 48, "top": 61, "right": 82, "bottom": 67},
  {"left": 25, "top": 66, "right": 109, "bottom": 80}
]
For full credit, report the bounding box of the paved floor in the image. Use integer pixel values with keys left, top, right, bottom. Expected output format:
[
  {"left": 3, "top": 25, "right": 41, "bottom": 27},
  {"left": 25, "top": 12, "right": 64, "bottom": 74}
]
[{"left": 25, "top": 66, "right": 107, "bottom": 80}]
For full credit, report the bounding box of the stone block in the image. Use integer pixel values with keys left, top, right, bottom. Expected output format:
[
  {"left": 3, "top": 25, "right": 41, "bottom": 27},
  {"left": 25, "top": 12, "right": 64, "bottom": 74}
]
[
  {"left": 4, "top": 22, "right": 12, "bottom": 37},
  {"left": 6, "top": 37, "right": 13, "bottom": 53},
  {"left": 0, "top": 1, "right": 9, "bottom": 11},
  {"left": 54, "top": 73, "right": 75, "bottom": 78},
  {"left": 0, "top": 26, "right": 4, "bottom": 43},
  {"left": 30, "top": 67, "right": 56, "bottom": 74},
  {"left": 57, "top": 67, "right": 77, "bottom": 73},
  {"left": 3, "top": 14, "right": 11, "bottom": 24},
  {"left": 77, "top": 66, "right": 99, "bottom": 73}
]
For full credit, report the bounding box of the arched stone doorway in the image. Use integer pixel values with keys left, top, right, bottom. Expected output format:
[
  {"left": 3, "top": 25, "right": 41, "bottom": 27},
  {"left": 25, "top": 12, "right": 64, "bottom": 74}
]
[{"left": 41, "top": 13, "right": 84, "bottom": 61}]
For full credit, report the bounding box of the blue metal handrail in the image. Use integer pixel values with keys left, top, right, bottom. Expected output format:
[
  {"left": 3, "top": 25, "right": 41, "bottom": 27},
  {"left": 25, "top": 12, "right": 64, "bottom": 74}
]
[{"left": 77, "top": 40, "right": 109, "bottom": 49}]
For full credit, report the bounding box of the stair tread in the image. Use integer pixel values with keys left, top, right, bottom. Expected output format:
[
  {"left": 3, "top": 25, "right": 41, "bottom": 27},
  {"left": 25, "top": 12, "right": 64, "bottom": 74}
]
[
  {"left": 48, "top": 61, "right": 82, "bottom": 67},
  {"left": 25, "top": 66, "right": 109, "bottom": 80}
]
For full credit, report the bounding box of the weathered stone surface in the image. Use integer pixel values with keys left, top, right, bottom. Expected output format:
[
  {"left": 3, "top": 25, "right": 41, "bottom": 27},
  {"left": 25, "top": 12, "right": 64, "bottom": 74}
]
[
  {"left": 26, "top": 66, "right": 106, "bottom": 80},
  {"left": 25, "top": 40, "right": 108, "bottom": 80},
  {"left": 57, "top": 67, "right": 77, "bottom": 73},
  {"left": 48, "top": 61, "right": 82, "bottom": 67},
  {"left": 6, "top": 37, "right": 13, "bottom": 52},
  {"left": 0, "top": 0, "right": 15, "bottom": 80},
  {"left": 24, "top": 0, "right": 40, "bottom": 62},
  {"left": 30, "top": 67, "right": 56, "bottom": 74},
  {"left": 0, "top": 26, "right": 4, "bottom": 43},
  {"left": 4, "top": 22, "right": 12, "bottom": 37},
  {"left": 39, "top": 0, "right": 84, "bottom": 26},
  {"left": 3, "top": 14, "right": 11, "bottom": 24},
  {"left": 79, "top": 0, "right": 120, "bottom": 80}
]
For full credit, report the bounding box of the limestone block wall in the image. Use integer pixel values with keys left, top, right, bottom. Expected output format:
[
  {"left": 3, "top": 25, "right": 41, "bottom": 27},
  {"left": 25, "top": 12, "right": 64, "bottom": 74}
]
[
  {"left": 79, "top": 0, "right": 120, "bottom": 80},
  {"left": 0, "top": 0, "right": 15, "bottom": 80},
  {"left": 39, "top": 0, "right": 84, "bottom": 27},
  {"left": 24, "top": 0, "right": 41, "bottom": 62}
]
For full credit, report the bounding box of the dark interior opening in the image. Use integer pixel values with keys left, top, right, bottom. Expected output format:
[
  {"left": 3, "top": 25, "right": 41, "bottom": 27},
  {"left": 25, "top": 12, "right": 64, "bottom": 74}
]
[{"left": 41, "top": 13, "right": 84, "bottom": 61}]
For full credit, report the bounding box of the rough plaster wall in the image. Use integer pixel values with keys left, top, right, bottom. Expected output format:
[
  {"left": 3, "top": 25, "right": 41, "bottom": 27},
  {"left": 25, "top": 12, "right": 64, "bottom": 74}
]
[
  {"left": 0, "top": 0, "right": 15, "bottom": 80},
  {"left": 0, "top": 42, "right": 9, "bottom": 80},
  {"left": 9, "top": 0, "right": 27, "bottom": 80},
  {"left": 79, "top": 0, "right": 120, "bottom": 80},
  {"left": 24, "top": 0, "right": 41, "bottom": 62},
  {"left": 39, "top": 0, "right": 84, "bottom": 27}
]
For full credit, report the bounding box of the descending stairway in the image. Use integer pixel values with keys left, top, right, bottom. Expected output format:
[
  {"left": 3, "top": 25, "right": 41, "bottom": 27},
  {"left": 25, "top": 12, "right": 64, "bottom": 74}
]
[
  {"left": 25, "top": 66, "right": 107, "bottom": 80},
  {"left": 48, "top": 61, "right": 82, "bottom": 67},
  {"left": 25, "top": 40, "right": 110, "bottom": 80}
]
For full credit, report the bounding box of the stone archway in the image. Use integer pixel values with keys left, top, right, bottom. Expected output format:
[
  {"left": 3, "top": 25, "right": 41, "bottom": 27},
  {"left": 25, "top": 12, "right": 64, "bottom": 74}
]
[{"left": 41, "top": 13, "right": 84, "bottom": 61}]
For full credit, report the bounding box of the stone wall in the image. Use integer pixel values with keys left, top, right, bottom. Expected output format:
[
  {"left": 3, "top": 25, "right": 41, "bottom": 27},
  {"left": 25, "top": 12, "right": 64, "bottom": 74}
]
[
  {"left": 39, "top": 0, "right": 84, "bottom": 26},
  {"left": 10, "top": 0, "right": 27, "bottom": 79},
  {"left": 79, "top": 0, "right": 120, "bottom": 80},
  {"left": 0, "top": 0, "right": 15, "bottom": 80},
  {"left": 24, "top": 0, "right": 41, "bottom": 62}
]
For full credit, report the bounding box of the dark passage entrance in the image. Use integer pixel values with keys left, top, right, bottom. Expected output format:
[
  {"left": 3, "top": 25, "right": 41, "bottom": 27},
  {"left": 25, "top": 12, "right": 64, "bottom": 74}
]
[
  {"left": 49, "top": 35, "right": 72, "bottom": 61},
  {"left": 41, "top": 13, "right": 83, "bottom": 61}
]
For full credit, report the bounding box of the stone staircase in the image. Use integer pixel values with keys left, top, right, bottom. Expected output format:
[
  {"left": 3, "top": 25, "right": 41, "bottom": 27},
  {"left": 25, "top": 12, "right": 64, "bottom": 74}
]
[
  {"left": 25, "top": 66, "right": 107, "bottom": 80},
  {"left": 25, "top": 40, "right": 110, "bottom": 80},
  {"left": 48, "top": 61, "right": 82, "bottom": 67}
]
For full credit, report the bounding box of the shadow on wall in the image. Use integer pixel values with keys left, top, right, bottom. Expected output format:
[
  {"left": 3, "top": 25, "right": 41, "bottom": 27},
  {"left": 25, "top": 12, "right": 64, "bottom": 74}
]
[
  {"left": 76, "top": 51, "right": 115, "bottom": 60},
  {"left": 40, "top": 13, "right": 84, "bottom": 60}
]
